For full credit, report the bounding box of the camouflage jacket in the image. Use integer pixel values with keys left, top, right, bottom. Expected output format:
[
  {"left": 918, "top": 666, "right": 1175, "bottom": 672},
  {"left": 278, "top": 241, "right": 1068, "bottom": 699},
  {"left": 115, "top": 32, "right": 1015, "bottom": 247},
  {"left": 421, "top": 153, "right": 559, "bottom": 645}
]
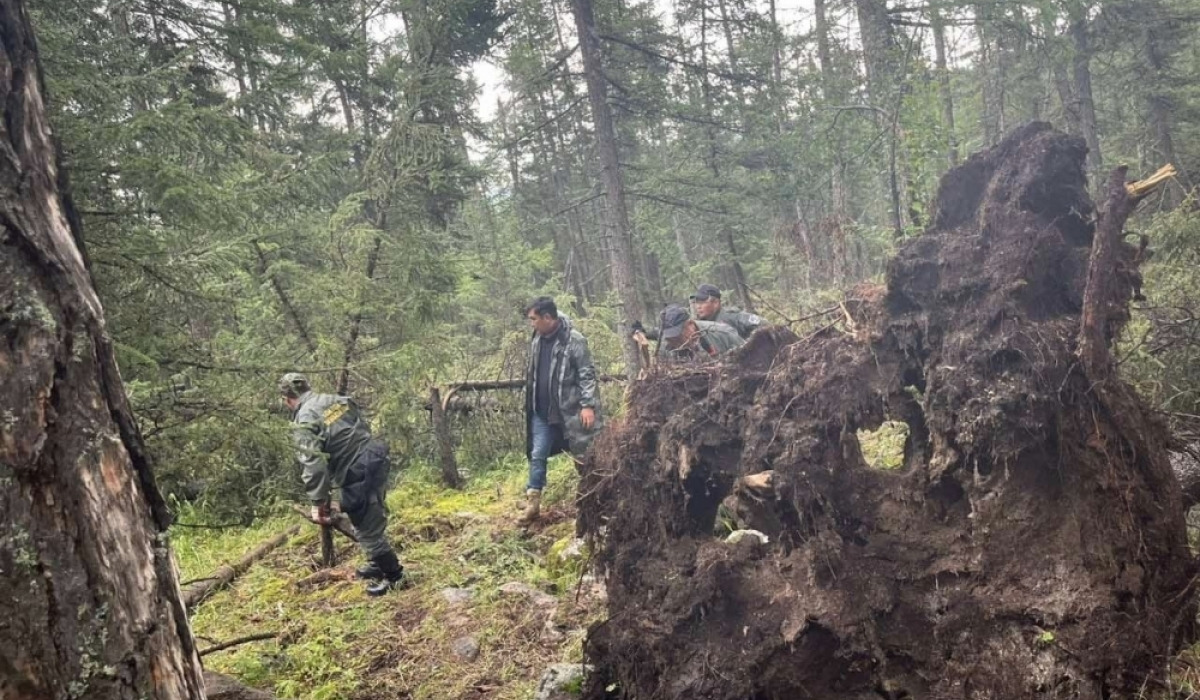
[
  {"left": 665, "top": 319, "right": 745, "bottom": 360},
  {"left": 524, "top": 315, "right": 602, "bottom": 457},
  {"left": 646, "top": 305, "right": 763, "bottom": 342},
  {"left": 291, "top": 391, "right": 373, "bottom": 504},
  {"left": 707, "top": 305, "right": 764, "bottom": 339}
]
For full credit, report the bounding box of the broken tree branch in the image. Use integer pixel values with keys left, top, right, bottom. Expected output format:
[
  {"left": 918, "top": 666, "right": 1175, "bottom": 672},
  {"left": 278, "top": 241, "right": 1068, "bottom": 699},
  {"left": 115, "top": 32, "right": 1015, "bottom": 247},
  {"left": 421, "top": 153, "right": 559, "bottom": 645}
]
[
  {"left": 1080, "top": 164, "right": 1171, "bottom": 380},
  {"left": 443, "top": 374, "right": 627, "bottom": 394},
  {"left": 199, "top": 632, "right": 278, "bottom": 657},
  {"left": 289, "top": 504, "right": 357, "bottom": 543},
  {"left": 430, "top": 386, "right": 463, "bottom": 489},
  {"left": 182, "top": 525, "right": 301, "bottom": 609}
]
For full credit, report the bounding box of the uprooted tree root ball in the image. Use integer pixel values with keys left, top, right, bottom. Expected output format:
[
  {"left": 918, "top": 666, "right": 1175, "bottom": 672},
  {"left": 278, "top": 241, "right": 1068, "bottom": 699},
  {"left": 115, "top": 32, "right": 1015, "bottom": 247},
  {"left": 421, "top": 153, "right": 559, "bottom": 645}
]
[{"left": 577, "top": 123, "right": 1197, "bottom": 699}]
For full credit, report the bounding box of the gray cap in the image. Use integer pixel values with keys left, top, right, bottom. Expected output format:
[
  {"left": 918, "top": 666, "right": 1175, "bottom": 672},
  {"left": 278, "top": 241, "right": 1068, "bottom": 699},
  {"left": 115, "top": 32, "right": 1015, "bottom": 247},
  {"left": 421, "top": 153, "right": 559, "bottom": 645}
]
[
  {"left": 659, "top": 305, "right": 690, "bottom": 339},
  {"left": 278, "top": 372, "right": 310, "bottom": 397},
  {"left": 689, "top": 283, "right": 722, "bottom": 301}
]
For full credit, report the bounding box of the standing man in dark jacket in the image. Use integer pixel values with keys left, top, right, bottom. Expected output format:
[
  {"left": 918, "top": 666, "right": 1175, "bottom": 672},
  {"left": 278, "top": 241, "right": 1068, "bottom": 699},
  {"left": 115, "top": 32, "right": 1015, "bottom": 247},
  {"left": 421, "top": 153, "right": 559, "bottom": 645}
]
[
  {"left": 522, "top": 297, "right": 602, "bottom": 522},
  {"left": 279, "top": 373, "right": 404, "bottom": 596},
  {"left": 689, "top": 283, "right": 764, "bottom": 339}
]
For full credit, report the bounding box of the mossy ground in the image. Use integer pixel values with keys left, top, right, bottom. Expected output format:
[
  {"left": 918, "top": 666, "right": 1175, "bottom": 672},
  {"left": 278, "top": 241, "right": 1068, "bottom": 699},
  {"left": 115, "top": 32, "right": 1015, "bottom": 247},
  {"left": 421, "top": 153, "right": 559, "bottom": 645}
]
[{"left": 176, "top": 455, "right": 599, "bottom": 700}]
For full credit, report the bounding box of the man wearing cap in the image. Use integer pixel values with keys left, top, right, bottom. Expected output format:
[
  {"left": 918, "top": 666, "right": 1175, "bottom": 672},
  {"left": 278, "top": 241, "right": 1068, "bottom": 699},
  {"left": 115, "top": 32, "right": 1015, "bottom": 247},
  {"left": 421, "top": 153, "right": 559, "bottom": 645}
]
[
  {"left": 690, "top": 283, "right": 764, "bottom": 339},
  {"left": 279, "top": 373, "right": 405, "bottom": 596},
  {"left": 659, "top": 304, "right": 744, "bottom": 360},
  {"left": 522, "top": 296, "right": 602, "bottom": 523}
]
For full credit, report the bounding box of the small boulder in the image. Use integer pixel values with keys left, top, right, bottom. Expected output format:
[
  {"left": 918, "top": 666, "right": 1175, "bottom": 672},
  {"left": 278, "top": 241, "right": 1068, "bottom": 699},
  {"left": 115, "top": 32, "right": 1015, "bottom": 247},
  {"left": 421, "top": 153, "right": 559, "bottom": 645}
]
[
  {"left": 205, "top": 671, "right": 275, "bottom": 700},
  {"left": 498, "top": 581, "right": 537, "bottom": 596},
  {"left": 440, "top": 587, "right": 475, "bottom": 606},
  {"left": 450, "top": 635, "right": 480, "bottom": 661},
  {"left": 534, "top": 663, "right": 592, "bottom": 700},
  {"left": 499, "top": 581, "right": 558, "bottom": 610}
]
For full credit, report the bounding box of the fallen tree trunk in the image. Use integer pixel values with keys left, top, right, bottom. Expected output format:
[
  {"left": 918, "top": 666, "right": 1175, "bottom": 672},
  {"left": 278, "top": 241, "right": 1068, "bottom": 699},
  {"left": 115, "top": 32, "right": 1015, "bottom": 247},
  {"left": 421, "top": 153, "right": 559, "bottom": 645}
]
[
  {"left": 443, "top": 374, "right": 627, "bottom": 395},
  {"left": 182, "top": 525, "right": 300, "bottom": 609},
  {"left": 579, "top": 123, "right": 1196, "bottom": 699}
]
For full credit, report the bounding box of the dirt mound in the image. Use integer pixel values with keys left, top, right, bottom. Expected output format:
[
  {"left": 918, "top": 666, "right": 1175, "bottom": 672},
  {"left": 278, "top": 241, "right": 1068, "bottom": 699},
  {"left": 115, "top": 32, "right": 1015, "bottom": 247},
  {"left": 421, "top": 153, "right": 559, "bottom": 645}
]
[{"left": 578, "top": 123, "right": 1196, "bottom": 699}]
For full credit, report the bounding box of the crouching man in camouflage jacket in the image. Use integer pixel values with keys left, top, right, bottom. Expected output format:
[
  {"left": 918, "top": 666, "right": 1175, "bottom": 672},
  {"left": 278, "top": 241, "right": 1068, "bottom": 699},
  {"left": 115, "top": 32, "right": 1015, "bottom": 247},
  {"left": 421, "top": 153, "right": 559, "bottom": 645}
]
[{"left": 279, "top": 373, "right": 404, "bottom": 596}]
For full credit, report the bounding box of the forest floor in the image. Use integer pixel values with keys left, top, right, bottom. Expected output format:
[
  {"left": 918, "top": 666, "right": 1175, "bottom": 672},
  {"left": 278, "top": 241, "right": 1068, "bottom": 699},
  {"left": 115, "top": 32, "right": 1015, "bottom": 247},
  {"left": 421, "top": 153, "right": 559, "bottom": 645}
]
[{"left": 175, "top": 457, "right": 600, "bottom": 700}]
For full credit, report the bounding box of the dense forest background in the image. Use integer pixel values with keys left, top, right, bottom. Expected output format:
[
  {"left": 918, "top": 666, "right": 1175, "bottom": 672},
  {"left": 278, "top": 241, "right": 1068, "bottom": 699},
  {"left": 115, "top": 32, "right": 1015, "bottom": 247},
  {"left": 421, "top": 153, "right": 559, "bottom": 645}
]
[{"left": 30, "top": 0, "right": 1200, "bottom": 518}]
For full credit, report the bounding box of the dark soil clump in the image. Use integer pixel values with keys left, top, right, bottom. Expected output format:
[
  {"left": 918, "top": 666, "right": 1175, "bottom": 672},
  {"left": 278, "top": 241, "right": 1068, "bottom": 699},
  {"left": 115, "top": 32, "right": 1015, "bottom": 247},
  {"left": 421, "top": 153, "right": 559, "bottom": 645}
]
[{"left": 577, "top": 123, "right": 1196, "bottom": 699}]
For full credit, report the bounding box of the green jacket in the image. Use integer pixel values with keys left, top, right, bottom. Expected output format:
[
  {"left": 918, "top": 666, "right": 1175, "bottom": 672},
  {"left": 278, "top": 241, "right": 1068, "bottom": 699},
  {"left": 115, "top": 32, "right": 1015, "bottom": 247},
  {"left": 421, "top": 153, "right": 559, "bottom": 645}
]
[
  {"left": 644, "top": 305, "right": 763, "bottom": 342},
  {"left": 291, "top": 391, "right": 373, "bottom": 504},
  {"left": 704, "top": 305, "right": 764, "bottom": 339},
  {"left": 525, "top": 315, "right": 602, "bottom": 458},
  {"left": 666, "top": 320, "right": 745, "bottom": 360}
]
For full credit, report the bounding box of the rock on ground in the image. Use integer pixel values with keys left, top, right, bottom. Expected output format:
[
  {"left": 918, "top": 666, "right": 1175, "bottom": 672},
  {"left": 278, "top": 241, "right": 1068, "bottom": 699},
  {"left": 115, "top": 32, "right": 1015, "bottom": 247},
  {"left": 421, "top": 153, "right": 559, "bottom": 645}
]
[
  {"left": 534, "top": 663, "right": 592, "bottom": 700},
  {"left": 205, "top": 671, "right": 274, "bottom": 700},
  {"left": 450, "top": 635, "right": 480, "bottom": 661},
  {"left": 440, "top": 586, "right": 475, "bottom": 606},
  {"left": 499, "top": 580, "right": 557, "bottom": 609},
  {"left": 578, "top": 123, "right": 1197, "bottom": 699}
]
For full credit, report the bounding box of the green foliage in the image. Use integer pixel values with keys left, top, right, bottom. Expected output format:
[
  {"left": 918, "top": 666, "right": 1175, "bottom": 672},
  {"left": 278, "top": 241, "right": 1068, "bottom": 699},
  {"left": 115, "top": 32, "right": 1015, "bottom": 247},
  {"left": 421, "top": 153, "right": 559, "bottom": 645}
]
[
  {"left": 858, "top": 421, "right": 910, "bottom": 471},
  {"left": 1120, "top": 205, "right": 1200, "bottom": 439}
]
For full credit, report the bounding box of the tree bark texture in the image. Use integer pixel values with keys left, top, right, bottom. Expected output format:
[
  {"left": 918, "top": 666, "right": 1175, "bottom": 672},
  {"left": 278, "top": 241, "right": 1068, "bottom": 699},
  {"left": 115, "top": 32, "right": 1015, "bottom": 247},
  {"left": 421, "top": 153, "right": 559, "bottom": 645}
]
[
  {"left": 1142, "top": 9, "right": 1187, "bottom": 204},
  {"left": 0, "top": 1, "right": 206, "bottom": 697},
  {"left": 429, "top": 387, "right": 463, "bottom": 489},
  {"left": 974, "top": 4, "right": 1004, "bottom": 145},
  {"left": 854, "top": 0, "right": 896, "bottom": 110},
  {"left": 931, "top": 6, "right": 958, "bottom": 167},
  {"left": 1079, "top": 167, "right": 1135, "bottom": 379},
  {"left": 854, "top": 0, "right": 904, "bottom": 237},
  {"left": 570, "top": 0, "right": 644, "bottom": 377},
  {"left": 814, "top": 0, "right": 849, "bottom": 247},
  {"left": 1070, "top": 18, "right": 1103, "bottom": 178}
]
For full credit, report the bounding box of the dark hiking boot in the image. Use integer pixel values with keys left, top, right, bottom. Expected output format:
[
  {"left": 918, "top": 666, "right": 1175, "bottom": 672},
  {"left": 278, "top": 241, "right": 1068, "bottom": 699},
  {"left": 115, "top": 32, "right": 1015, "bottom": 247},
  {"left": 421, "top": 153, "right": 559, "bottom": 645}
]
[
  {"left": 355, "top": 562, "right": 383, "bottom": 580},
  {"left": 366, "top": 552, "right": 405, "bottom": 597}
]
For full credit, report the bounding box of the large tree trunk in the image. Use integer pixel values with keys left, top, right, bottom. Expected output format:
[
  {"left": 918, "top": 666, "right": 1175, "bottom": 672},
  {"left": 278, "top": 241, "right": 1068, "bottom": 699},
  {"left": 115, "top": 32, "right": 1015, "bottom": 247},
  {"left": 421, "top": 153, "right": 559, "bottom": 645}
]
[
  {"left": 1070, "top": 17, "right": 1103, "bottom": 179},
  {"left": 1142, "top": 7, "right": 1187, "bottom": 205},
  {"left": 854, "top": 0, "right": 895, "bottom": 108},
  {"left": 0, "top": 1, "right": 206, "bottom": 697},
  {"left": 931, "top": 5, "right": 959, "bottom": 167},
  {"left": 570, "top": 0, "right": 644, "bottom": 376},
  {"left": 815, "top": 0, "right": 848, "bottom": 266},
  {"left": 854, "top": 0, "right": 905, "bottom": 237},
  {"left": 974, "top": 3, "right": 1004, "bottom": 145}
]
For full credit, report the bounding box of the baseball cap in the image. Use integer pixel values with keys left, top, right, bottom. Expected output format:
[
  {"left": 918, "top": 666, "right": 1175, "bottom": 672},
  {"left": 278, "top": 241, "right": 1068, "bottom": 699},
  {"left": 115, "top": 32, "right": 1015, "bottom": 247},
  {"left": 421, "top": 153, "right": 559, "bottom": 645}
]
[
  {"left": 659, "top": 305, "right": 690, "bottom": 339},
  {"left": 689, "top": 283, "right": 722, "bottom": 301}
]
